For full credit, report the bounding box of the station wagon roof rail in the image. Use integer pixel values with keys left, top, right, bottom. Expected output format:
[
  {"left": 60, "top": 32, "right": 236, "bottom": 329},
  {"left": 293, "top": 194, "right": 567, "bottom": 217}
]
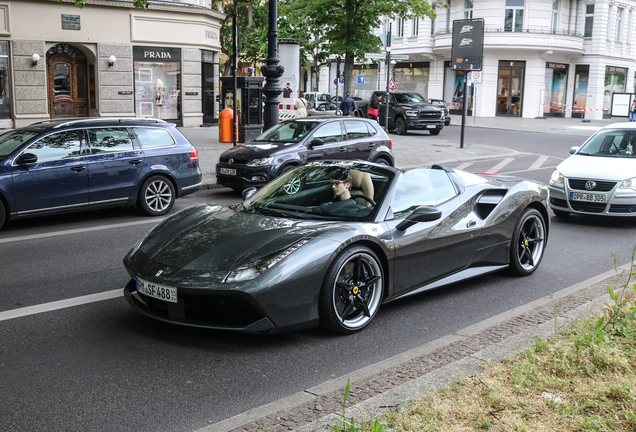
[{"left": 26, "top": 117, "right": 168, "bottom": 128}]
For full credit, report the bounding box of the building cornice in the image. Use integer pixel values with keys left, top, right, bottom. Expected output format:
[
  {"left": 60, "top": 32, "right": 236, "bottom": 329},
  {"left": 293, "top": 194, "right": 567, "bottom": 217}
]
[{"left": 46, "top": 0, "right": 226, "bottom": 20}]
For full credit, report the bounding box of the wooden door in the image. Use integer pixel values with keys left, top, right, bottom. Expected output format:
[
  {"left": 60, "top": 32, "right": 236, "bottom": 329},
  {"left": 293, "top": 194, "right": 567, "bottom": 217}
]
[{"left": 47, "top": 53, "right": 88, "bottom": 118}]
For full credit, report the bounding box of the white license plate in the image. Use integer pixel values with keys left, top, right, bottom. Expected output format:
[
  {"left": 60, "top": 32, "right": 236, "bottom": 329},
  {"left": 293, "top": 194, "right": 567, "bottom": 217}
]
[
  {"left": 136, "top": 277, "right": 177, "bottom": 303},
  {"left": 570, "top": 192, "right": 606, "bottom": 203},
  {"left": 219, "top": 167, "right": 237, "bottom": 176},
  {"left": 426, "top": 124, "right": 436, "bottom": 129}
]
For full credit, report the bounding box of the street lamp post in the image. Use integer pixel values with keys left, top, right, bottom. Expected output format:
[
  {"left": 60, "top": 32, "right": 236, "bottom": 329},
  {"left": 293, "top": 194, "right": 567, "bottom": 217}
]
[
  {"left": 384, "top": 23, "right": 392, "bottom": 132},
  {"left": 335, "top": 57, "right": 342, "bottom": 111},
  {"left": 261, "top": 0, "right": 284, "bottom": 131}
]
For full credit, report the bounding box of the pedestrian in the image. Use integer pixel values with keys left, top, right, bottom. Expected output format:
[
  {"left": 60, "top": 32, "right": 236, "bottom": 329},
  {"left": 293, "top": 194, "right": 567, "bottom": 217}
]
[
  {"left": 340, "top": 92, "right": 357, "bottom": 116},
  {"left": 367, "top": 93, "right": 381, "bottom": 122},
  {"left": 630, "top": 99, "right": 636, "bottom": 122},
  {"left": 295, "top": 92, "right": 308, "bottom": 118},
  {"left": 282, "top": 83, "right": 293, "bottom": 98}
]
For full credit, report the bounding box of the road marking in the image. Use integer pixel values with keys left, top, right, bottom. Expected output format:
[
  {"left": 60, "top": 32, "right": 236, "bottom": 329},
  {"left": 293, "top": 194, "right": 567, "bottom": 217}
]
[
  {"left": 0, "top": 219, "right": 163, "bottom": 245},
  {"left": 485, "top": 157, "right": 514, "bottom": 174},
  {"left": 0, "top": 289, "right": 123, "bottom": 322},
  {"left": 529, "top": 155, "right": 549, "bottom": 171},
  {"left": 455, "top": 162, "right": 473, "bottom": 171}
]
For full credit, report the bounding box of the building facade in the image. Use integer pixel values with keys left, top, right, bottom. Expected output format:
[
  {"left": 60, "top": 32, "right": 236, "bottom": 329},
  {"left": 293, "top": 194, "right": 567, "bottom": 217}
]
[
  {"left": 0, "top": 0, "right": 224, "bottom": 129},
  {"left": 313, "top": 0, "right": 636, "bottom": 120}
]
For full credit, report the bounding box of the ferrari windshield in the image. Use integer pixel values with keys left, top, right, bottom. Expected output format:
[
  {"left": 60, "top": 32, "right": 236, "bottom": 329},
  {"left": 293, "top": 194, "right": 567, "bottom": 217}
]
[
  {"left": 251, "top": 120, "right": 320, "bottom": 143},
  {"left": 241, "top": 163, "right": 393, "bottom": 221},
  {"left": 576, "top": 129, "right": 636, "bottom": 158}
]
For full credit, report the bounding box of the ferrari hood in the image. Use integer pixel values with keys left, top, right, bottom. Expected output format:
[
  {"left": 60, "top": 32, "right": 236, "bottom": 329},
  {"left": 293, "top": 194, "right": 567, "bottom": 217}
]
[
  {"left": 138, "top": 205, "right": 334, "bottom": 272},
  {"left": 558, "top": 155, "right": 636, "bottom": 181}
]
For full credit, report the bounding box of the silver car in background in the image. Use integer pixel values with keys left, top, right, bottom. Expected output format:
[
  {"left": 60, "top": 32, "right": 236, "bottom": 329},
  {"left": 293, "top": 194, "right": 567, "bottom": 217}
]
[{"left": 549, "top": 123, "right": 636, "bottom": 217}]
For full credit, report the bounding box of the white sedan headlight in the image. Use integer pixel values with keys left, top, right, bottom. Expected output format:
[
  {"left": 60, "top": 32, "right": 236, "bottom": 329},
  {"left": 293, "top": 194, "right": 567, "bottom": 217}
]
[
  {"left": 549, "top": 169, "right": 564, "bottom": 186},
  {"left": 619, "top": 177, "right": 636, "bottom": 191},
  {"left": 223, "top": 239, "right": 311, "bottom": 283},
  {"left": 247, "top": 157, "right": 274, "bottom": 167}
]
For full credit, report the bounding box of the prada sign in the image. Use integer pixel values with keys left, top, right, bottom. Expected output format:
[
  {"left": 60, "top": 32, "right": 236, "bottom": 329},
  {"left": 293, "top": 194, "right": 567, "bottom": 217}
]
[{"left": 133, "top": 46, "right": 181, "bottom": 62}]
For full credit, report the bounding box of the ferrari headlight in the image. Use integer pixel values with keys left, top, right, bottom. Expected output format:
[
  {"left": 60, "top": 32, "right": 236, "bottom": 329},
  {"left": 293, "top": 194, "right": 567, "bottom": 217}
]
[
  {"left": 247, "top": 157, "right": 274, "bottom": 167},
  {"left": 405, "top": 110, "right": 418, "bottom": 117},
  {"left": 223, "top": 238, "right": 311, "bottom": 283},
  {"left": 620, "top": 177, "right": 636, "bottom": 191},
  {"left": 549, "top": 169, "right": 564, "bottom": 186}
]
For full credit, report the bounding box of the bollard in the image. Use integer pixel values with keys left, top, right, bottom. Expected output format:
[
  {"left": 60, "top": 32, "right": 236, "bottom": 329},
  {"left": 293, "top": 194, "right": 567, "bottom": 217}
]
[{"left": 219, "top": 108, "right": 234, "bottom": 143}]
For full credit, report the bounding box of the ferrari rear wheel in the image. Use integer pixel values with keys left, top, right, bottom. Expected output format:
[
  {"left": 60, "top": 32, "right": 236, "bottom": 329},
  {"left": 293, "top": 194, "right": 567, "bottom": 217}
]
[
  {"left": 319, "top": 246, "right": 383, "bottom": 334},
  {"left": 509, "top": 208, "right": 546, "bottom": 276}
]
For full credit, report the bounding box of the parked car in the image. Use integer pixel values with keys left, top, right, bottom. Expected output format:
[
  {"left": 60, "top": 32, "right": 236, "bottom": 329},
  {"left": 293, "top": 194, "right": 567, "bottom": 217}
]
[
  {"left": 307, "top": 103, "right": 342, "bottom": 117},
  {"left": 304, "top": 92, "right": 332, "bottom": 109},
  {"left": 0, "top": 118, "right": 202, "bottom": 230},
  {"left": 427, "top": 99, "right": 451, "bottom": 126},
  {"left": 330, "top": 95, "right": 363, "bottom": 105},
  {"left": 356, "top": 91, "right": 444, "bottom": 135},
  {"left": 123, "top": 161, "right": 549, "bottom": 334},
  {"left": 549, "top": 122, "right": 636, "bottom": 218},
  {"left": 216, "top": 117, "right": 394, "bottom": 191}
]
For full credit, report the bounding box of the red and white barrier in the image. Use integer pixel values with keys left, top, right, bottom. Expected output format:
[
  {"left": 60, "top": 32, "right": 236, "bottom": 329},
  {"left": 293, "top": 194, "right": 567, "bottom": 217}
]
[{"left": 279, "top": 98, "right": 297, "bottom": 121}]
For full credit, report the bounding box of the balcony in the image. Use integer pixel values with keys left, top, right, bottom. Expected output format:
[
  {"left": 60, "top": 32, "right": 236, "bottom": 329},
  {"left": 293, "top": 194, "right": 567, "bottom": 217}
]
[{"left": 433, "top": 27, "right": 584, "bottom": 54}]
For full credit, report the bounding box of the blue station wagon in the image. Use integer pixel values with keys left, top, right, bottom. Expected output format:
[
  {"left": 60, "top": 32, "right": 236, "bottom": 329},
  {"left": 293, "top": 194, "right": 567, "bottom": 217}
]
[{"left": 0, "top": 118, "right": 202, "bottom": 229}]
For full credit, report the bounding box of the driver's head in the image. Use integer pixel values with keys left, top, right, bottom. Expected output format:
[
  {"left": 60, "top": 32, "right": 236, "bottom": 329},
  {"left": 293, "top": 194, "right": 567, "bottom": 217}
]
[{"left": 331, "top": 174, "right": 352, "bottom": 200}]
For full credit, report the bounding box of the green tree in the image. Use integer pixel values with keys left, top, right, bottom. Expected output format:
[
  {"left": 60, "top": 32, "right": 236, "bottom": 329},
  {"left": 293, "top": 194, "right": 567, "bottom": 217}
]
[
  {"left": 280, "top": 0, "right": 438, "bottom": 92},
  {"left": 66, "top": 0, "right": 150, "bottom": 9},
  {"left": 220, "top": 0, "right": 269, "bottom": 76}
]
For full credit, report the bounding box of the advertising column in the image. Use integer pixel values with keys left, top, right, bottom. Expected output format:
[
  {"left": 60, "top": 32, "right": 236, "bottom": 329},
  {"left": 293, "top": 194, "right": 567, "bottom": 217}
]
[{"left": 133, "top": 47, "right": 182, "bottom": 122}]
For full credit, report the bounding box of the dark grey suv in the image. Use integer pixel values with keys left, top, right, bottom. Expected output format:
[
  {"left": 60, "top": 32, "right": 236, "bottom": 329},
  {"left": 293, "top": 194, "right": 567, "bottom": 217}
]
[{"left": 216, "top": 117, "right": 394, "bottom": 191}]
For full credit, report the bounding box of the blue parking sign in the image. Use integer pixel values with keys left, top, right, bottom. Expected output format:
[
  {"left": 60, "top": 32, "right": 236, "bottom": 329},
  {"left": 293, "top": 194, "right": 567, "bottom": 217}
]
[{"left": 357, "top": 75, "right": 365, "bottom": 84}]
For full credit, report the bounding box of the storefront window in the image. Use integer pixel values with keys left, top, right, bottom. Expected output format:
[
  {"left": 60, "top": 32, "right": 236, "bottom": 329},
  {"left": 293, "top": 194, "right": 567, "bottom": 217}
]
[
  {"left": 133, "top": 47, "right": 181, "bottom": 121},
  {"left": 443, "top": 63, "right": 472, "bottom": 115},
  {"left": 604, "top": 66, "right": 627, "bottom": 119},
  {"left": 393, "top": 62, "right": 429, "bottom": 96},
  {"left": 348, "top": 65, "right": 379, "bottom": 101},
  {"left": 544, "top": 62, "right": 568, "bottom": 117},
  {"left": 572, "top": 65, "right": 589, "bottom": 119},
  {"left": 0, "top": 41, "right": 11, "bottom": 120}
]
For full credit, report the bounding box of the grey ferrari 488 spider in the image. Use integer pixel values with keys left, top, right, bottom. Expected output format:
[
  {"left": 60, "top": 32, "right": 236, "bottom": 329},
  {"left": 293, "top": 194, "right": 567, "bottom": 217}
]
[{"left": 123, "top": 161, "right": 549, "bottom": 334}]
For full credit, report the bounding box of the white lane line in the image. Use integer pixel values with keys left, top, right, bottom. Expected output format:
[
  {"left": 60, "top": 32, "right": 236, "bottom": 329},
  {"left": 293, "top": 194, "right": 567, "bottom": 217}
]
[
  {"left": 455, "top": 162, "right": 473, "bottom": 171},
  {"left": 485, "top": 157, "right": 515, "bottom": 174},
  {"left": 0, "top": 289, "right": 123, "bottom": 322},
  {"left": 529, "top": 155, "right": 549, "bottom": 171},
  {"left": 0, "top": 218, "right": 163, "bottom": 245}
]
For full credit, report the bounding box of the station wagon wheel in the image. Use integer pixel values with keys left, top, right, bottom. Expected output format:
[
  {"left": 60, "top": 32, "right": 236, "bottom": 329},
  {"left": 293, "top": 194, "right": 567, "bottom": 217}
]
[
  {"left": 319, "top": 246, "right": 383, "bottom": 334},
  {"left": 509, "top": 208, "right": 546, "bottom": 276},
  {"left": 138, "top": 175, "right": 175, "bottom": 216},
  {"left": 395, "top": 117, "right": 407, "bottom": 135}
]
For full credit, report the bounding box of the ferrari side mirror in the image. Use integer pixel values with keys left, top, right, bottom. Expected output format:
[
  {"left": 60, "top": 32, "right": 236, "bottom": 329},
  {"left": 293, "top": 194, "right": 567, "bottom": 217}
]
[{"left": 396, "top": 205, "right": 442, "bottom": 231}]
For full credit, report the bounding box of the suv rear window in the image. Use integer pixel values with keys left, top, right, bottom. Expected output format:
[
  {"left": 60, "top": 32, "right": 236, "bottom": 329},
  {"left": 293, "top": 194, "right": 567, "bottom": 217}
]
[{"left": 132, "top": 127, "right": 176, "bottom": 149}]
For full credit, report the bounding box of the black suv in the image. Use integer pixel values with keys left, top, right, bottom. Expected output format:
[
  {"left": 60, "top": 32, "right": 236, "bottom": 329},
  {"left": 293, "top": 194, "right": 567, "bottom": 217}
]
[
  {"left": 216, "top": 117, "right": 394, "bottom": 191},
  {"left": 357, "top": 91, "right": 444, "bottom": 135}
]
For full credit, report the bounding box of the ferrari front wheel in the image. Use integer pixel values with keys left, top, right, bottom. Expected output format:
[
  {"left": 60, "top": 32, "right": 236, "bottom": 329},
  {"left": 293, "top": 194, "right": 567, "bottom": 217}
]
[
  {"left": 319, "top": 246, "right": 383, "bottom": 334},
  {"left": 509, "top": 208, "right": 546, "bottom": 276}
]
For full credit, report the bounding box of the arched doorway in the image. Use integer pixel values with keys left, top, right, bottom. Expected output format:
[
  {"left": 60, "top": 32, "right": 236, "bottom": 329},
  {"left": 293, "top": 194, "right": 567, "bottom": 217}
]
[{"left": 46, "top": 44, "right": 89, "bottom": 118}]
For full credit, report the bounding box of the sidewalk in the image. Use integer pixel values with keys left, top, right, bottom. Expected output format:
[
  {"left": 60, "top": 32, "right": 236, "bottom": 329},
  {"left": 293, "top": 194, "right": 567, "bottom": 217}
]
[{"left": 179, "top": 116, "right": 611, "bottom": 190}]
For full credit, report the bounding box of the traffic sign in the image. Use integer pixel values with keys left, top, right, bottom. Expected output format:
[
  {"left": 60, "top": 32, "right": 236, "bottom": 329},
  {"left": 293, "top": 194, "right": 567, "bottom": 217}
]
[
  {"left": 339, "top": 75, "right": 344, "bottom": 83},
  {"left": 390, "top": 54, "right": 409, "bottom": 60},
  {"left": 357, "top": 75, "right": 365, "bottom": 84},
  {"left": 388, "top": 78, "right": 397, "bottom": 90},
  {"left": 364, "top": 53, "right": 385, "bottom": 60}
]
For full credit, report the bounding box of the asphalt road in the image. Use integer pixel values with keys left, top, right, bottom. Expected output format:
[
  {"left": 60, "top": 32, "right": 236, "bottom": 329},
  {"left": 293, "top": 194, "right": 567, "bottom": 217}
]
[{"left": 2, "top": 128, "right": 635, "bottom": 432}]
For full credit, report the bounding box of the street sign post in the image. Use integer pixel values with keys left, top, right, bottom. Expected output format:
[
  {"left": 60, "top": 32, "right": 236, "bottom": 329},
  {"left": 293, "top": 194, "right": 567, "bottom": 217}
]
[
  {"left": 390, "top": 54, "right": 409, "bottom": 60},
  {"left": 364, "top": 53, "right": 385, "bottom": 60}
]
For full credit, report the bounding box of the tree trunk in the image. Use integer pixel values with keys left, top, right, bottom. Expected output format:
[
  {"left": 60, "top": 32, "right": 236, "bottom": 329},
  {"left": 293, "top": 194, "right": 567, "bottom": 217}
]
[{"left": 343, "top": 51, "right": 355, "bottom": 94}]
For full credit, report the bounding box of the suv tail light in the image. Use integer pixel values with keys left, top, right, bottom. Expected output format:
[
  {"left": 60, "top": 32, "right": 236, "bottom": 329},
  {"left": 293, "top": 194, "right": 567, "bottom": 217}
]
[
  {"left": 189, "top": 148, "right": 199, "bottom": 161},
  {"left": 388, "top": 138, "right": 393, "bottom": 149}
]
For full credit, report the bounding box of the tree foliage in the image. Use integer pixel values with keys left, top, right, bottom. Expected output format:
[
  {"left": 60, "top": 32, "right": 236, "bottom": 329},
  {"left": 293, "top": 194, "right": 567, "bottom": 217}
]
[
  {"left": 280, "top": 0, "right": 437, "bottom": 92},
  {"left": 66, "top": 0, "right": 149, "bottom": 9}
]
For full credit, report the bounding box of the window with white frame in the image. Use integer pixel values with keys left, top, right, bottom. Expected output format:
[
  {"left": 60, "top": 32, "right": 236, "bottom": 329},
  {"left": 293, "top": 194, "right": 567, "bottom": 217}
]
[
  {"left": 616, "top": 8, "right": 624, "bottom": 41},
  {"left": 412, "top": 17, "right": 419, "bottom": 36},
  {"left": 505, "top": 0, "right": 524, "bottom": 32},
  {"left": 629, "top": 10, "right": 633, "bottom": 44},
  {"left": 551, "top": 1, "right": 559, "bottom": 33},
  {"left": 584, "top": 4, "right": 594, "bottom": 37},
  {"left": 607, "top": 5, "right": 613, "bottom": 40},
  {"left": 464, "top": 0, "right": 473, "bottom": 19},
  {"left": 431, "top": 5, "right": 436, "bottom": 35},
  {"left": 397, "top": 17, "right": 404, "bottom": 37}
]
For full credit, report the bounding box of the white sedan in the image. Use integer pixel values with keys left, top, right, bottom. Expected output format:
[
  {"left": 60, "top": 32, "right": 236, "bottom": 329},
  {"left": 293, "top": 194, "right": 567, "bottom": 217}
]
[{"left": 549, "top": 122, "right": 636, "bottom": 217}]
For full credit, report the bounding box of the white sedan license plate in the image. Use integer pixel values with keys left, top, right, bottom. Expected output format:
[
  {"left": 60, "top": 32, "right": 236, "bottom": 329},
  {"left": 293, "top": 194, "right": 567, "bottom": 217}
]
[
  {"left": 219, "top": 167, "right": 237, "bottom": 176},
  {"left": 570, "top": 192, "right": 606, "bottom": 203},
  {"left": 426, "top": 124, "right": 436, "bottom": 129},
  {"left": 136, "top": 277, "right": 177, "bottom": 303}
]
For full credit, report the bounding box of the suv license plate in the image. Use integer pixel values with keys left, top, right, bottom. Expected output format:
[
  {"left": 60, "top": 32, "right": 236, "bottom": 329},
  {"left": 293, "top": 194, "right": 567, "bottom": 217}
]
[
  {"left": 426, "top": 124, "right": 436, "bottom": 129},
  {"left": 219, "top": 167, "right": 237, "bottom": 176},
  {"left": 570, "top": 192, "right": 606, "bottom": 203},
  {"left": 136, "top": 277, "right": 178, "bottom": 303}
]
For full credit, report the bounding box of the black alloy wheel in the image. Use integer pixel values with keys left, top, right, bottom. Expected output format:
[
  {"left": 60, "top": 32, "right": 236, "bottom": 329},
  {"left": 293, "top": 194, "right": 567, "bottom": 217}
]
[
  {"left": 319, "top": 246, "right": 383, "bottom": 334},
  {"left": 395, "top": 117, "right": 407, "bottom": 135},
  {"left": 509, "top": 208, "right": 546, "bottom": 276},
  {"left": 373, "top": 156, "right": 391, "bottom": 166},
  {"left": 138, "top": 175, "right": 175, "bottom": 216}
]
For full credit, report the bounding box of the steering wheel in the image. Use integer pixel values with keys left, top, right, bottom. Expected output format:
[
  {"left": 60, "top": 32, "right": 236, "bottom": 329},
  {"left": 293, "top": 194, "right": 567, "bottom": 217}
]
[
  {"left": 353, "top": 195, "right": 376, "bottom": 206},
  {"left": 283, "top": 176, "right": 303, "bottom": 194}
]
